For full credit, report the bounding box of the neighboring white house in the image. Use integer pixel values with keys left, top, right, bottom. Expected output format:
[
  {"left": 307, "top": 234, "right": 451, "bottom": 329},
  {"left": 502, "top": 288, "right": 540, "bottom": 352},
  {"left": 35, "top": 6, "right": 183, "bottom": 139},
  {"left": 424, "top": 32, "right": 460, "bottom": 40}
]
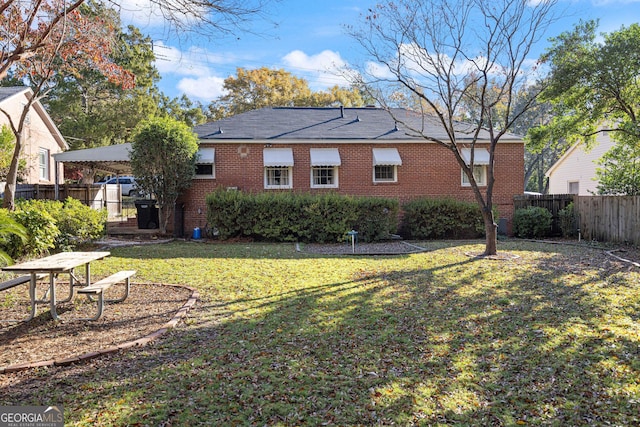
[
  {"left": 546, "top": 131, "right": 616, "bottom": 195},
  {"left": 0, "top": 86, "right": 67, "bottom": 185}
]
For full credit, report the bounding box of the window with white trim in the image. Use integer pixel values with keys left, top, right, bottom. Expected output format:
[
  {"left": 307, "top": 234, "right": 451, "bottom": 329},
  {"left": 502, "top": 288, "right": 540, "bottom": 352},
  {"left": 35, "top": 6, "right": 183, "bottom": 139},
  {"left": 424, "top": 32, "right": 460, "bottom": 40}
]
[
  {"left": 38, "top": 148, "right": 49, "bottom": 181},
  {"left": 374, "top": 165, "right": 397, "bottom": 182},
  {"left": 568, "top": 181, "right": 579, "bottom": 194},
  {"left": 195, "top": 148, "right": 215, "bottom": 178},
  {"left": 312, "top": 166, "right": 337, "bottom": 187},
  {"left": 265, "top": 166, "right": 292, "bottom": 188},
  {"left": 310, "top": 148, "right": 340, "bottom": 188},
  {"left": 264, "top": 148, "right": 294, "bottom": 189},
  {"left": 372, "top": 148, "right": 402, "bottom": 183},
  {"left": 460, "top": 148, "right": 489, "bottom": 187},
  {"left": 461, "top": 165, "right": 487, "bottom": 186}
]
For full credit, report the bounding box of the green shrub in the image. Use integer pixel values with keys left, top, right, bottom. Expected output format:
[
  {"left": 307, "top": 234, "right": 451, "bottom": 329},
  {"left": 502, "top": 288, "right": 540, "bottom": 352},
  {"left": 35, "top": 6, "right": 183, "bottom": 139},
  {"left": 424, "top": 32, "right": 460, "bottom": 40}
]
[
  {"left": 8, "top": 200, "right": 60, "bottom": 257},
  {"left": 513, "top": 206, "right": 553, "bottom": 238},
  {"left": 558, "top": 202, "right": 578, "bottom": 238},
  {"left": 55, "top": 198, "right": 107, "bottom": 250},
  {"left": 3, "top": 199, "right": 107, "bottom": 257},
  {"left": 0, "top": 208, "right": 28, "bottom": 266},
  {"left": 205, "top": 190, "right": 399, "bottom": 243},
  {"left": 402, "top": 198, "right": 486, "bottom": 239},
  {"left": 353, "top": 197, "right": 399, "bottom": 242}
]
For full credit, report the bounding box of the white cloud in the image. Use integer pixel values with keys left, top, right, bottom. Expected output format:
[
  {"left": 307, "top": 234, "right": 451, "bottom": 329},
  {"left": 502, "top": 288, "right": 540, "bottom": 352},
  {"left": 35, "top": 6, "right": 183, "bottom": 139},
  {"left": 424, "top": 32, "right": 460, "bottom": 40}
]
[
  {"left": 177, "top": 76, "right": 228, "bottom": 101},
  {"left": 153, "top": 43, "right": 212, "bottom": 77},
  {"left": 282, "top": 50, "right": 353, "bottom": 89},
  {"left": 365, "top": 61, "right": 394, "bottom": 80},
  {"left": 151, "top": 42, "right": 243, "bottom": 101},
  {"left": 114, "top": 0, "right": 166, "bottom": 28}
]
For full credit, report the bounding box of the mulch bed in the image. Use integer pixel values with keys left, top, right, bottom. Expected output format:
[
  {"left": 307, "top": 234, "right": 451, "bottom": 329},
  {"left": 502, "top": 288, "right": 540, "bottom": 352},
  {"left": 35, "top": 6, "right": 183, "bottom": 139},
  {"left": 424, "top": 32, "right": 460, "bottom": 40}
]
[{"left": 0, "top": 281, "right": 195, "bottom": 372}]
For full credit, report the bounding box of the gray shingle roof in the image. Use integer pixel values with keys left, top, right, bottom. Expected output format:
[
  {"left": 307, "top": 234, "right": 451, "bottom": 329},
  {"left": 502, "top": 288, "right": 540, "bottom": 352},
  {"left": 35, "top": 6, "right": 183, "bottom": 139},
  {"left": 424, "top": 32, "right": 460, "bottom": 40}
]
[
  {"left": 0, "top": 86, "right": 29, "bottom": 103},
  {"left": 193, "top": 107, "right": 522, "bottom": 142}
]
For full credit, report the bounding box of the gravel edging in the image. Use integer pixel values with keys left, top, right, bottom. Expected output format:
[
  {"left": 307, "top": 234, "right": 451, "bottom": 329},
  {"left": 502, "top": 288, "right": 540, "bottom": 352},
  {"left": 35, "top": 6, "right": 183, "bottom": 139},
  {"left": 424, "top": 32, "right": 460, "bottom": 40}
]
[{"left": 0, "top": 283, "right": 199, "bottom": 374}]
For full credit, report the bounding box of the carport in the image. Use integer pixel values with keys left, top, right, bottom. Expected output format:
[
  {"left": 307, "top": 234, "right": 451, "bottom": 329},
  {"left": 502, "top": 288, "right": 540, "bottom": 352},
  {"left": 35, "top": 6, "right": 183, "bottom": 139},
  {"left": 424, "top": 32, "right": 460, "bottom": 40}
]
[
  {"left": 52, "top": 143, "right": 141, "bottom": 226},
  {"left": 52, "top": 143, "right": 133, "bottom": 198}
]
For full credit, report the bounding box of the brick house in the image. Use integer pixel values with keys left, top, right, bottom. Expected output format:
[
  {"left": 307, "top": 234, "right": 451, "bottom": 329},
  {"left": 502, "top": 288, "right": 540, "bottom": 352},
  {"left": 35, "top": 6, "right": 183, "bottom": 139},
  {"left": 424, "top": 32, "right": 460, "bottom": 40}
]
[{"left": 180, "top": 107, "right": 524, "bottom": 235}]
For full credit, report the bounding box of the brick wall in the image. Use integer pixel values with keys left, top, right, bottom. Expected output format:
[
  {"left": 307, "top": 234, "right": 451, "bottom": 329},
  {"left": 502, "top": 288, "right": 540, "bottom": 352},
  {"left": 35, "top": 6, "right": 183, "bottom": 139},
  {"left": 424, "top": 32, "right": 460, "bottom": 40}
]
[{"left": 177, "top": 142, "right": 524, "bottom": 236}]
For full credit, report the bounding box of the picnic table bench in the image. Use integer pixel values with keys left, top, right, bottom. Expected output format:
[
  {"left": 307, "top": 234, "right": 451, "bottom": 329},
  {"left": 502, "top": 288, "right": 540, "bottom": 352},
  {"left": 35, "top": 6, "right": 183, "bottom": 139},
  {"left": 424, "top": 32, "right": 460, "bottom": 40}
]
[
  {"left": 0, "top": 273, "right": 48, "bottom": 322},
  {"left": 0, "top": 274, "right": 45, "bottom": 292},
  {"left": 77, "top": 270, "right": 136, "bottom": 320},
  {"left": 2, "top": 251, "right": 112, "bottom": 321}
]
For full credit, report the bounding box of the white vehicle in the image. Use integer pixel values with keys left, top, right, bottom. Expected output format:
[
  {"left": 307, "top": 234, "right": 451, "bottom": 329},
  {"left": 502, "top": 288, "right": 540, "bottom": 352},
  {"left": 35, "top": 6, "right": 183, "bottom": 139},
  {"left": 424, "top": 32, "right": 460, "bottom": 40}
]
[{"left": 98, "top": 176, "right": 139, "bottom": 197}]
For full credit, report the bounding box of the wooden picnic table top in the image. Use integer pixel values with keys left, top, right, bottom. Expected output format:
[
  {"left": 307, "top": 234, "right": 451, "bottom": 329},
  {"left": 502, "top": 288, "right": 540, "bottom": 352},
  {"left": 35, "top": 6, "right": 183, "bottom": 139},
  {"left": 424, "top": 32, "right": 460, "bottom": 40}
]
[{"left": 2, "top": 251, "right": 111, "bottom": 274}]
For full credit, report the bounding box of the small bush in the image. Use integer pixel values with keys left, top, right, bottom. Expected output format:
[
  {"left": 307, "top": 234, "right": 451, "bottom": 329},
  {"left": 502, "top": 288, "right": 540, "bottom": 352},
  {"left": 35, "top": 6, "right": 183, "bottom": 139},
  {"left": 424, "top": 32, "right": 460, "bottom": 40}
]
[
  {"left": 8, "top": 200, "right": 60, "bottom": 258},
  {"left": 402, "top": 198, "right": 486, "bottom": 239},
  {"left": 513, "top": 206, "right": 553, "bottom": 238},
  {"left": 558, "top": 202, "right": 578, "bottom": 238},
  {"left": 55, "top": 198, "right": 107, "bottom": 250}
]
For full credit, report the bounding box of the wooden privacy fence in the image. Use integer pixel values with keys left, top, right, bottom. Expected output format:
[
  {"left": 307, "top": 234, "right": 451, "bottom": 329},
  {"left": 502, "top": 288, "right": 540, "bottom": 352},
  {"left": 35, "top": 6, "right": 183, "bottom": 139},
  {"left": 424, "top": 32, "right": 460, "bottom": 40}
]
[
  {"left": 514, "top": 194, "right": 640, "bottom": 245},
  {"left": 576, "top": 196, "right": 640, "bottom": 246}
]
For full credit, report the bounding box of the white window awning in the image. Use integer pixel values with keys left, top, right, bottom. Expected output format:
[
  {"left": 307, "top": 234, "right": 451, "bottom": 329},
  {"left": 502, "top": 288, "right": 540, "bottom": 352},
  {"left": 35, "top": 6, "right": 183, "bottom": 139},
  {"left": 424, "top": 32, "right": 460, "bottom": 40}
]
[
  {"left": 263, "top": 148, "right": 294, "bottom": 167},
  {"left": 310, "top": 148, "right": 341, "bottom": 166},
  {"left": 197, "top": 147, "right": 215, "bottom": 163},
  {"left": 461, "top": 148, "right": 490, "bottom": 165},
  {"left": 372, "top": 148, "right": 402, "bottom": 166}
]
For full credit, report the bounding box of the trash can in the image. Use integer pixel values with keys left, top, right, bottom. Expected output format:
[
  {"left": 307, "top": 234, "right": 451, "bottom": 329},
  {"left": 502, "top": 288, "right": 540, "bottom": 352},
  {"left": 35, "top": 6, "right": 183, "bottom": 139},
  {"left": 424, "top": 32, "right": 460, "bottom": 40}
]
[{"left": 135, "top": 199, "right": 159, "bottom": 229}]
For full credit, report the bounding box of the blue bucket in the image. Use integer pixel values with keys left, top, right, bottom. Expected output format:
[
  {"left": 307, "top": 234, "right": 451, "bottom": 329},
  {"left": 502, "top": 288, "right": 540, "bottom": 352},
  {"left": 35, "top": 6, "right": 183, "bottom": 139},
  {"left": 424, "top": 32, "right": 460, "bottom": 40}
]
[{"left": 192, "top": 227, "right": 201, "bottom": 239}]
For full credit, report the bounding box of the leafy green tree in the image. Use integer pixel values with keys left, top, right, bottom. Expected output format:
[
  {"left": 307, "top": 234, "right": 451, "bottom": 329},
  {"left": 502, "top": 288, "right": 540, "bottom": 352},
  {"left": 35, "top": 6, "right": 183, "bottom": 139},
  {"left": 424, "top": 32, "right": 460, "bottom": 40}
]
[
  {"left": 130, "top": 117, "right": 199, "bottom": 234},
  {"left": 596, "top": 132, "right": 640, "bottom": 195},
  {"left": 0, "top": 125, "right": 26, "bottom": 182},
  {"left": 208, "top": 67, "right": 368, "bottom": 119},
  {"left": 536, "top": 21, "right": 640, "bottom": 195},
  {"left": 160, "top": 94, "right": 208, "bottom": 127},
  {"left": 537, "top": 21, "right": 640, "bottom": 146},
  {"left": 43, "top": 18, "right": 161, "bottom": 150}
]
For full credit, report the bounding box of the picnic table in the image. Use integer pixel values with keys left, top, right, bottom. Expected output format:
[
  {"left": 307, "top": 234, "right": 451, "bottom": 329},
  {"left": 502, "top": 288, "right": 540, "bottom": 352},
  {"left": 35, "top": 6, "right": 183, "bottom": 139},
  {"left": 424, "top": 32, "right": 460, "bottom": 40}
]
[{"left": 2, "top": 251, "right": 111, "bottom": 321}]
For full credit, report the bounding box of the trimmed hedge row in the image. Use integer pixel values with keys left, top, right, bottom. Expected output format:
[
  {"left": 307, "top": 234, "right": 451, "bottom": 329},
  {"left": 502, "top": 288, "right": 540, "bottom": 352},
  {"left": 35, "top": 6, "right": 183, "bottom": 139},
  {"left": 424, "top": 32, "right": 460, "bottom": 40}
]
[
  {"left": 401, "top": 198, "right": 487, "bottom": 239},
  {"left": 205, "top": 190, "right": 399, "bottom": 243}
]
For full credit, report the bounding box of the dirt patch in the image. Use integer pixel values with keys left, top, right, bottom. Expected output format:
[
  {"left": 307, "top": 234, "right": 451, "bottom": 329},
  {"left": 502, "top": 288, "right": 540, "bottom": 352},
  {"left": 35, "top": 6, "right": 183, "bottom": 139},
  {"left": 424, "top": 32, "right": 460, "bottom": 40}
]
[{"left": 0, "top": 282, "right": 194, "bottom": 371}]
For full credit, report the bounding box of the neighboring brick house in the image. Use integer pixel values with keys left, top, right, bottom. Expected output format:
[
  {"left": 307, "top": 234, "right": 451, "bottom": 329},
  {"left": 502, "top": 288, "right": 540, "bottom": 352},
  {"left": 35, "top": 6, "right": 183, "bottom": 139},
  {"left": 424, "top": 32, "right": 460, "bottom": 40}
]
[
  {"left": 180, "top": 107, "right": 524, "bottom": 235},
  {"left": 0, "top": 87, "right": 67, "bottom": 186}
]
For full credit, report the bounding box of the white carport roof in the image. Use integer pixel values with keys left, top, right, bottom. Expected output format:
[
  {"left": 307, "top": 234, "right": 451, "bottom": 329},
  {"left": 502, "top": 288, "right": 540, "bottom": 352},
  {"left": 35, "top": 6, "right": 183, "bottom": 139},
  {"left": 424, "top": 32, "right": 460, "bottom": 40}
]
[{"left": 52, "top": 143, "right": 133, "bottom": 175}]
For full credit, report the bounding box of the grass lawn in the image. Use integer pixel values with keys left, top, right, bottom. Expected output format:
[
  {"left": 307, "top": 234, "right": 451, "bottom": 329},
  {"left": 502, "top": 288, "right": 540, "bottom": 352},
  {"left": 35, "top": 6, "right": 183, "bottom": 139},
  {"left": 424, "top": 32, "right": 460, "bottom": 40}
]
[{"left": 1, "top": 239, "right": 639, "bottom": 426}]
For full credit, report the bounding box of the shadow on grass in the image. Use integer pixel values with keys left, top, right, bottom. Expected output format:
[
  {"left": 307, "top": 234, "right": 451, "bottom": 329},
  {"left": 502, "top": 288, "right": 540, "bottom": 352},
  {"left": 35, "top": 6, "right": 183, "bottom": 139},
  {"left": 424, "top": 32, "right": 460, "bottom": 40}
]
[{"left": 1, "top": 241, "right": 638, "bottom": 425}]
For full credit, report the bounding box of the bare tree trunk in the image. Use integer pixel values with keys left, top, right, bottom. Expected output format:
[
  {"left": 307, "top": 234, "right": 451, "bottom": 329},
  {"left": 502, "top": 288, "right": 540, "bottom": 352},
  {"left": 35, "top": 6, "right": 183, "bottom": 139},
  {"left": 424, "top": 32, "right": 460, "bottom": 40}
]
[
  {"left": 2, "top": 131, "right": 22, "bottom": 211},
  {"left": 483, "top": 210, "right": 498, "bottom": 256},
  {"left": 158, "top": 203, "right": 174, "bottom": 235}
]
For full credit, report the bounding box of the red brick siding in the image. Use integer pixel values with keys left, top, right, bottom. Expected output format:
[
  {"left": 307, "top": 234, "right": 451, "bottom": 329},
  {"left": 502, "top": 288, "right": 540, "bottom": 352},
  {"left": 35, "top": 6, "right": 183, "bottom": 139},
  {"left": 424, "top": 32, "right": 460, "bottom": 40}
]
[{"left": 177, "top": 142, "right": 524, "bottom": 235}]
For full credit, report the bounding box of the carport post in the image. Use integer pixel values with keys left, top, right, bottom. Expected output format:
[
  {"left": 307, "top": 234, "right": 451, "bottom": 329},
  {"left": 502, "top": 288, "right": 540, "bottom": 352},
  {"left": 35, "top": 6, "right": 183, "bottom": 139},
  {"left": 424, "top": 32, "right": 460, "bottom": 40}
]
[{"left": 54, "top": 160, "right": 60, "bottom": 200}]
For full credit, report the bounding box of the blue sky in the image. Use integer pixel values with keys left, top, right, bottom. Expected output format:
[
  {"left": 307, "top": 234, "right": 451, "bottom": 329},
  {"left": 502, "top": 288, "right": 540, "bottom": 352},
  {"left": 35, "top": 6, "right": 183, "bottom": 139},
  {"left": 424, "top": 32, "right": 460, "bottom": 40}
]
[{"left": 118, "top": 0, "right": 640, "bottom": 103}]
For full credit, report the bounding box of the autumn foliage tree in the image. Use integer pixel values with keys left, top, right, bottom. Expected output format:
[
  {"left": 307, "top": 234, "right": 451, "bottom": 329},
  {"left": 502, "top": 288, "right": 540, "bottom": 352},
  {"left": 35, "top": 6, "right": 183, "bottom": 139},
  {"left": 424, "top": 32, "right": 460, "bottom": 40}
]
[
  {"left": 208, "top": 67, "right": 368, "bottom": 119},
  {"left": 0, "top": 2, "right": 134, "bottom": 209}
]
